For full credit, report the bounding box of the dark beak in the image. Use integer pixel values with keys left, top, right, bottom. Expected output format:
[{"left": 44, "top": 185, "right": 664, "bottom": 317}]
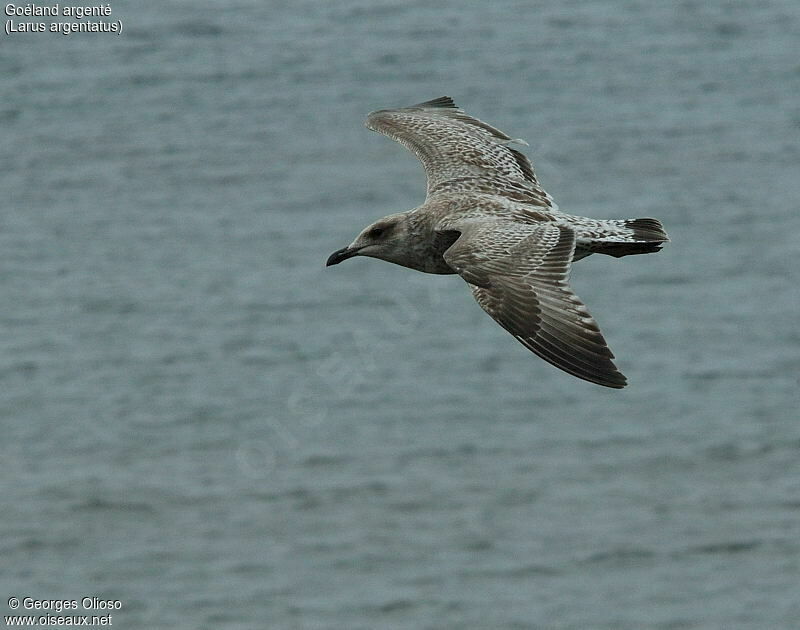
[{"left": 326, "top": 246, "right": 360, "bottom": 267}]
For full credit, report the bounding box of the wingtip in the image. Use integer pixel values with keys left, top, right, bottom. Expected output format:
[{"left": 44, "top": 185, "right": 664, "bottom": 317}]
[
  {"left": 585, "top": 361, "right": 628, "bottom": 389},
  {"left": 604, "top": 373, "right": 628, "bottom": 389},
  {"left": 571, "top": 367, "right": 627, "bottom": 389},
  {"left": 413, "top": 96, "right": 457, "bottom": 109},
  {"left": 366, "top": 96, "right": 454, "bottom": 121},
  {"left": 559, "top": 360, "right": 628, "bottom": 389}
]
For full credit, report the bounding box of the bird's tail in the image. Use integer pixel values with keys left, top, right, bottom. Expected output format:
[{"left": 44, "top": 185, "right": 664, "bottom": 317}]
[{"left": 588, "top": 217, "right": 669, "bottom": 258}]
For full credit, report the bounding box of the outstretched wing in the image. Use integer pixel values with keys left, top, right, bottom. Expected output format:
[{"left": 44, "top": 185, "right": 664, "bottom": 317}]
[
  {"left": 366, "top": 97, "right": 554, "bottom": 208},
  {"left": 441, "top": 219, "right": 627, "bottom": 388}
]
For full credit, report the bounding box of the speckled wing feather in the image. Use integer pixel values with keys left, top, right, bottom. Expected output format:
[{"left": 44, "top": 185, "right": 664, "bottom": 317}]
[
  {"left": 441, "top": 219, "right": 627, "bottom": 388},
  {"left": 366, "top": 97, "right": 554, "bottom": 208}
]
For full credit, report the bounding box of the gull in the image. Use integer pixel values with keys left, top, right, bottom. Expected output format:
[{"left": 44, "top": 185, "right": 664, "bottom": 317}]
[{"left": 326, "top": 97, "right": 668, "bottom": 388}]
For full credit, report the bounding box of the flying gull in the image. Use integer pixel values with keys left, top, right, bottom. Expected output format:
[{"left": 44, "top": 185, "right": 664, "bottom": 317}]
[{"left": 326, "top": 97, "right": 668, "bottom": 388}]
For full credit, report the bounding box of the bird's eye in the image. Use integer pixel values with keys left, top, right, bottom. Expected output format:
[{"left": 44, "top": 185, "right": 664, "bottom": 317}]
[{"left": 369, "top": 227, "right": 384, "bottom": 238}]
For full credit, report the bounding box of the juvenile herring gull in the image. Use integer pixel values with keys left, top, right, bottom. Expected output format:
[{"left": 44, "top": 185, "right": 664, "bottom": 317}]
[{"left": 326, "top": 97, "right": 668, "bottom": 388}]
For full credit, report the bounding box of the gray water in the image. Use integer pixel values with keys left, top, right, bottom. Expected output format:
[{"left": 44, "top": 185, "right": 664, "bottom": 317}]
[{"left": 2, "top": 1, "right": 799, "bottom": 628}]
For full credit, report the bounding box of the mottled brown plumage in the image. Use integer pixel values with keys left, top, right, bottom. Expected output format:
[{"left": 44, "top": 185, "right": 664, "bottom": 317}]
[{"left": 327, "top": 97, "right": 669, "bottom": 388}]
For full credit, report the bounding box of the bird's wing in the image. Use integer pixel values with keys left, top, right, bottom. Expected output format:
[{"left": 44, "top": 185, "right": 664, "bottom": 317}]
[
  {"left": 366, "top": 97, "right": 554, "bottom": 208},
  {"left": 440, "top": 219, "right": 627, "bottom": 388}
]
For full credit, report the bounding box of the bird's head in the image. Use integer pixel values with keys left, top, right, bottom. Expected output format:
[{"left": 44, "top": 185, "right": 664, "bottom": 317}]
[{"left": 326, "top": 213, "right": 411, "bottom": 268}]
